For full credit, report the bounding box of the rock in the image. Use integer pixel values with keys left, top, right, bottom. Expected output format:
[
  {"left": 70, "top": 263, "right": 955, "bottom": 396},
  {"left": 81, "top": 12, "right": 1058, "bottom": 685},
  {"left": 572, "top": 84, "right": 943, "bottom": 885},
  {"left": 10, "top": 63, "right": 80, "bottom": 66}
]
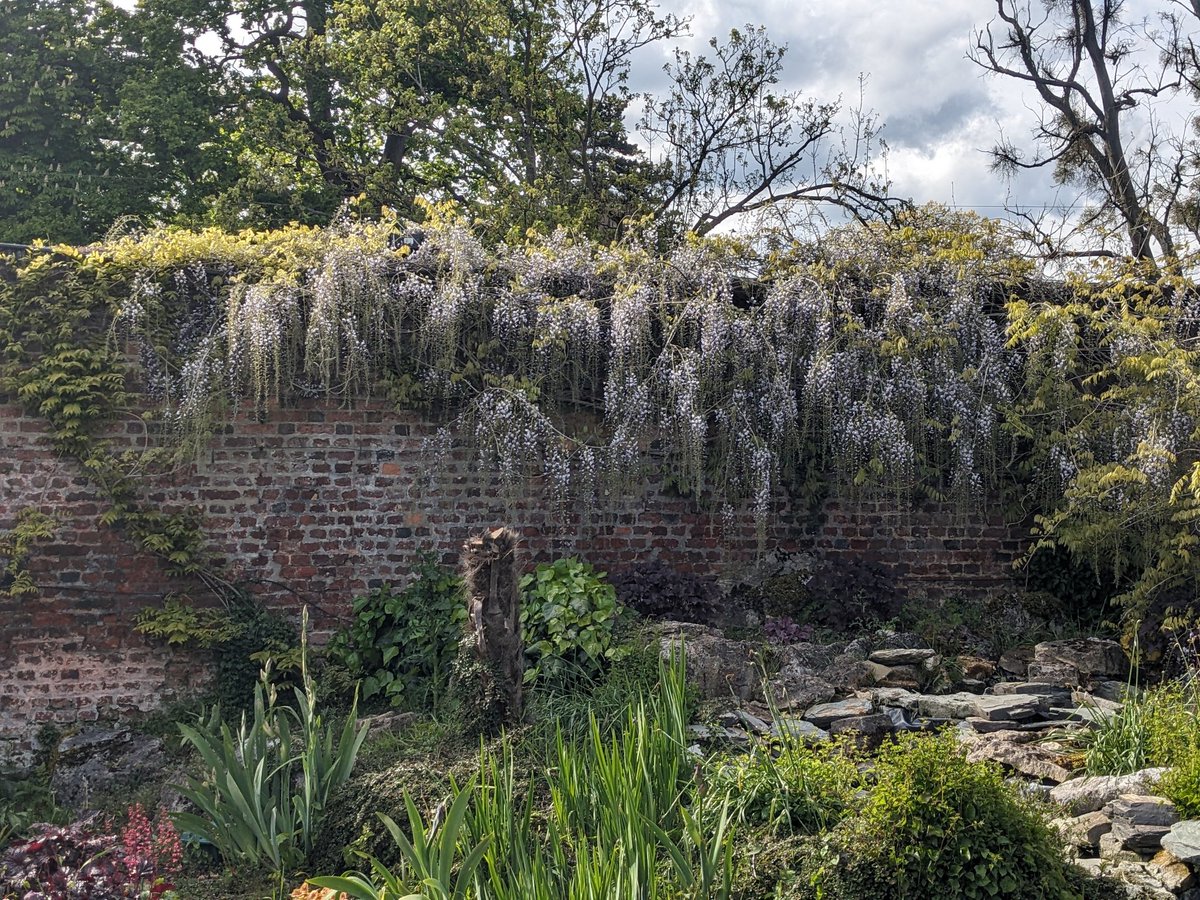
[
  {"left": 1104, "top": 795, "right": 1179, "bottom": 829},
  {"left": 965, "top": 716, "right": 1021, "bottom": 733},
  {"left": 992, "top": 681, "right": 1073, "bottom": 702},
  {"left": 962, "top": 731, "right": 1073, "bottom": 783},
  {"left": 775, "top": 642, "right": 839, "bottom": 673},
  {"left": 1049, "top": 706, "right": 1109, "bottom": 726},
  {"left": 1050, "top": 770, "right": 1168, "bottom": 814},
  {"left": 1162, "top": 820, "right": 1200, "bottom": 864},
  {"left": 829, "top": 713, "right": 896, "bottom": 750},
  {"left": 1150, "top": 849, "right": 1197, "bottom": 892},
  {"left": 1097, "top": 857, "right": 1183, "bottom": 899},
  {"left": 1099, "top": 831, "right": 1146, "bottom": 863},
  {"left": 1055, "top": 811, "right": 1113, "bottom": 851},
  {"left": 1073, "top": 690, "right": 1125, "bottom": 713},
  {"left": 820, "top": 655, "right": 880, "bottom": 692},
  {"left": 842, "top": 637, "right": 873, "bottom": 661},
  {"left": 871, "top": 687, "right": 920, "bottom": 712},
  {"left": 972, "top": 693, "right": 1042, "bottom": 721},
  {"left": 804, "top": 696, "right": 874, "bottom": 727},
  {"left": 998, "top": 646, "right": 1034, "bottom": 677},
  {"left": 659, "top": 622, "right": 759, "bottom": 701},
  {"left": 1093, "top": 680, "right": 1136, "bottom": 703},
  {"left": 862, "top": 661, "right": 893, "bottom": 683},
  {"left": 1073, "top": 857, "right": 1105, "bottom": 878},
  {"left": 874, "top": 664, "right": 922, "bottom": 689},
  {"left": 50, "top": 728, "right": 167, "bottom": 814},
  {"left": 1030, "top": 638, "right": 1129, "bottom": 686},
  {"left": 876, "top": 631, "right": 928, "bottom": 650},
  {"left": 771, "top": 718, "right": 830, "bottom": 743},
  {"left": 956, "top": 656, "right": 996, "bottom": 680},
  {"left": 868, "top": 647, "right": 936, "bottom": 666},
  {"left": 1111, "top": 819, "right": 1172, "bottom": 853},
  {"left": 765, "top": 669, "right": 837, "bottom": 711},
  {"left": 357, "top": 710, "right": 421, "bottom": 734},
  {"left": 687, "top": 724, "right": 750, "bottom": 747},
  {"left": 718, "top": 710, "right": 771, "bottom": 734},
  {"left": 917, "top": 692, "right": 980, "bottom": 719}
]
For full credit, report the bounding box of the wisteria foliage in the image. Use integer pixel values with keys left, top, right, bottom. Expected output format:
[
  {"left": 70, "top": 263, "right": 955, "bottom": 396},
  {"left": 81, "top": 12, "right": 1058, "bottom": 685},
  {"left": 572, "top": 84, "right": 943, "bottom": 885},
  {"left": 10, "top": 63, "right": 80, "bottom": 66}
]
[{"left": 104, "top": 212, "right": 1041, "bottom": 537}]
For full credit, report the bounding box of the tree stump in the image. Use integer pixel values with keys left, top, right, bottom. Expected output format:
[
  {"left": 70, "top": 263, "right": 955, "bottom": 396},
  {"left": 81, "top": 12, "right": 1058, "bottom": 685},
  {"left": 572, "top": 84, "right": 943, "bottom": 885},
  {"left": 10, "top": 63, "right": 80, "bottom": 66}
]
[{"left": 453, "top": 526, "right": 524, "bottom": 731}]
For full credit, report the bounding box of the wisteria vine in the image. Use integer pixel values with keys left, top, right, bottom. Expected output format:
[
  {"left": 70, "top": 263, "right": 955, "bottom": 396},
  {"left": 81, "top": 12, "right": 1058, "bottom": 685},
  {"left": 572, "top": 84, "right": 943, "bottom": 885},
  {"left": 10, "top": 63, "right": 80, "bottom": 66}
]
[{"left": 101, "top": 211, "right": 1041, "bottom": 538}]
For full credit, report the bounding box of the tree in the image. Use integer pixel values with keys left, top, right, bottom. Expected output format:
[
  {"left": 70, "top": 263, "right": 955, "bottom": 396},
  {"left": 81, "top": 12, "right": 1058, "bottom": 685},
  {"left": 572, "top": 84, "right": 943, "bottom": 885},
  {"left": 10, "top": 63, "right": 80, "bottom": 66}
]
[
  {"left": 333, "top": 0, "right": 683, "bottom": 240},
  {"left": 641, "top": 26, "right": 896, "bottom": 237},
  {"left": 3, "top": 0, "right": 898, "bottom": 242},
  {"left": 970, "top": 0, "right": 1200, "bottom": 266}
]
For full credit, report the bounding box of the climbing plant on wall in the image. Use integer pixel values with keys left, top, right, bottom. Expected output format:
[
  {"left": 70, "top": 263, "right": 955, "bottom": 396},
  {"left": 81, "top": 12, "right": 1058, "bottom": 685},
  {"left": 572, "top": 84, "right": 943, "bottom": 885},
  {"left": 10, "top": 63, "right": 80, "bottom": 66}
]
[{"left": 3, "top": 203, "right": 1200, "bottom": 634}]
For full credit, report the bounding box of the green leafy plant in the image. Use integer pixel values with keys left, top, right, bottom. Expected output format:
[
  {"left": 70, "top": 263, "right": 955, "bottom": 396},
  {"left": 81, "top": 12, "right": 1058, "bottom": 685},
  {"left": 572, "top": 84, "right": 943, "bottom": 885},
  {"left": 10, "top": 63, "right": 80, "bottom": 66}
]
[
  {"left": 310, "top": 783, "right": 488, "bottom": 900},
  {"left": 810, "top": 731, "right": 1074, "bottom": 900},
  {"left": 0, "top": 770, "right": 58, "bottom": 849},
  {"left": 0, "top": 508, "right": 55, "bottom": 598},
  {"left": 520, "top": 557, "right": 627, "bottom": 683},
  {"left": 172, "top": 609, "right": 368, "bottom": 874},
  {"left": 326, "top": 555, "right": 466, "bottom": 709},
  {"left": 310, "top": 654, "right": 732, "bottom": 900},
  {"left": 1146, "top": 679, "right": 1200, "bottom": 816},
  {"left": 134, "top": 594, "right": 239, "bottom": 647},
  {"left": 1079, "top": 691, "right": 1154, "bottom": 777},
  {"left": 705, "top": 737, "right": 861, "bottom": 836}
]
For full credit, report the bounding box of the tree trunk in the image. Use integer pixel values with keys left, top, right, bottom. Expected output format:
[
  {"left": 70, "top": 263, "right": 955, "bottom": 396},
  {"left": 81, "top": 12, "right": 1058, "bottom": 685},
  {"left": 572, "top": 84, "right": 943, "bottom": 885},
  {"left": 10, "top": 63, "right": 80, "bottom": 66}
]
[{"left": 456, "top": 527, "right": 524, "bottom": 731}]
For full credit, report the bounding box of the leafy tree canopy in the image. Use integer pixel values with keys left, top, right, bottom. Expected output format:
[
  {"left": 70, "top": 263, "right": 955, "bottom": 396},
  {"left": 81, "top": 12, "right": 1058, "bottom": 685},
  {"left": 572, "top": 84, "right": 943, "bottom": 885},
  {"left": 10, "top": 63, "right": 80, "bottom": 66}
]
[{"left": 0, "top": 0, "right": 897, "bottom": 244}]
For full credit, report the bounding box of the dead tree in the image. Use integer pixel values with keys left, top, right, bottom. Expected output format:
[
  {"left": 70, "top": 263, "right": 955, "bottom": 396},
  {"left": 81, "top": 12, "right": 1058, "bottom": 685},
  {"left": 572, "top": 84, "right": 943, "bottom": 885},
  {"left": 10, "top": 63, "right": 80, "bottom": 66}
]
[{"left": 455, "top": 527, "right": 524, "bottom": 731}]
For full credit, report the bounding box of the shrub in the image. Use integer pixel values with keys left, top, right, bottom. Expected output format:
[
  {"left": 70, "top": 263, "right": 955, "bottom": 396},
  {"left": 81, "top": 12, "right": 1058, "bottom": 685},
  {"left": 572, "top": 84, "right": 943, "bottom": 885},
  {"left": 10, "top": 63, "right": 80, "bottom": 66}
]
[
  {"left": 706, "top": 738, "right": 860, "bottom": 835},
  {"left": 520, "top": 557, "right": 627, "bottom": 683},
  {"left": 609, "top": 561, "right": 721, "bottom": 625},
  {"left": 326, "top": 554, "right": 466, "bottom": 709},
  {"left": 810, "top": 732, "right": 1074, "bottom": 900},
  {"left": 1, "top": 813, "right": 180, "bottom": 899},
  {"left": 756, "top": 558, "right": 906, "bottom": 632},
  {"left": 1147, "top": 680, "right": 1200, "bottom": 816}
]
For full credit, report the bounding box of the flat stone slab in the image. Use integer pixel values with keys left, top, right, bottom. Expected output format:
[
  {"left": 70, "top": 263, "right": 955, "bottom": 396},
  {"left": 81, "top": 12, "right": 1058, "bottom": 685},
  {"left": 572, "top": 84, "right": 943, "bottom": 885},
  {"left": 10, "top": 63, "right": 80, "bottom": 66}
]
[
  {"left": 771, "top": 717, "right": 831, "bottom": 743},
  {"left": 1053, "top": 811, "right": 1112, "bottom": 850},
  {"left": 1162, "top": 820, "right": 1200, "bottom": 864},
  {"left": 1104, "top": 794, "right": 1179, "bottom": 828},
  {"left": 871, "top": 687, "right": 920, "bottom": 712},
  {"left": 1051, "top": 769, "right": 1168, "bottom": 814},
  {"left": 1111, "top": 818, "right": 1171, "bottom": 853},
  {"left": 868, "top": 648, "right": 936, "bottom": 666},
  {"left": 962, "top": 731, "right": 1073, "bottom": 783},
  {"left": 917, "top": 692, "right": 980, "bottom": 719},
  {"left": 972, "top": 693, "right": 1042, "bottom": 721},
  {"left": 965, "top": 716, "right": 1020, "bottom": 733},
  {"left": 804, "top": 697, "right": 873, "bottom": 727},
  {"left": 992, "top": 682, "right": 1072, "bottom": 701}
]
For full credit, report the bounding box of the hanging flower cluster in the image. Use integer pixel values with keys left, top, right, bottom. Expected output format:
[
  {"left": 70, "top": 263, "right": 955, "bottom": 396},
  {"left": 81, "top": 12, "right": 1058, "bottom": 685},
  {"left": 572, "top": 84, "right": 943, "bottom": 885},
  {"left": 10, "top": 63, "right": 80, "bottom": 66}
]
[{"left": 101, "top": 209, "right": 1043, "bottom": 533}]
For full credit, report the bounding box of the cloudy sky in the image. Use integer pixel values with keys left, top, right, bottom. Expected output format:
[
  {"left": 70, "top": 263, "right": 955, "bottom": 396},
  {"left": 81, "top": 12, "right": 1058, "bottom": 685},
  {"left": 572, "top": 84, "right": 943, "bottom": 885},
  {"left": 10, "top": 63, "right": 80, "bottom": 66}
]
[{"left": 629, "top": 0, "right": 1188, "bottom": 225}]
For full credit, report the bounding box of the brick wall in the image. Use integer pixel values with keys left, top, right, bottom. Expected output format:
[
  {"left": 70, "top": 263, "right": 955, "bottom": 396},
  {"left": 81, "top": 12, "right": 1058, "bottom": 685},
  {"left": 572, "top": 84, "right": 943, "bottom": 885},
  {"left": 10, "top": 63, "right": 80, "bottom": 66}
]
[{"left": 0, "top": 398, "right": 1027, "bottom": 762}]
